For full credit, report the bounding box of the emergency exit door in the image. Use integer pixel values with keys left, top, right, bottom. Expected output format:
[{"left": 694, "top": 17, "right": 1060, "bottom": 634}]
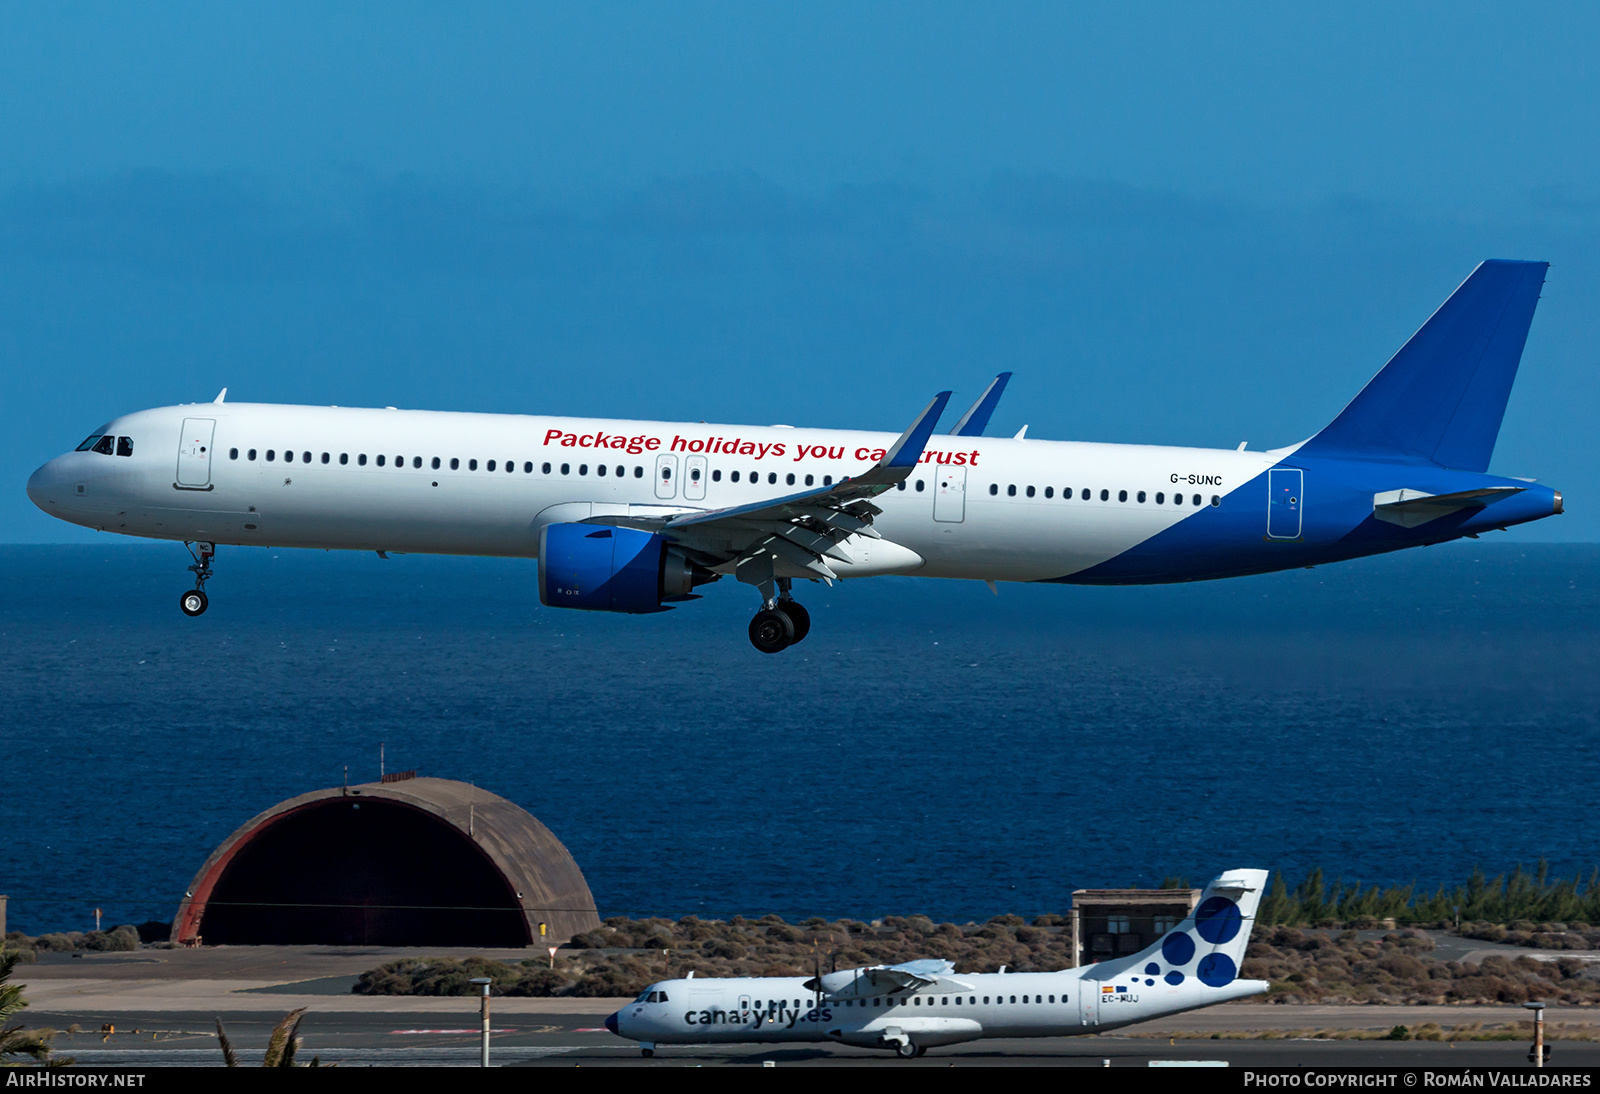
[{"left": 934, "top": 466, "right": 966, "bottom": 522}]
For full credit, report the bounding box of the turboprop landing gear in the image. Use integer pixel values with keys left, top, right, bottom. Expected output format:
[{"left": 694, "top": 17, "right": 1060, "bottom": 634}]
[
  {"left": 181, "top": 541, "right": 214, "bottom": 617},
  {"left": 895, "top": 1041, "right": 919, "bottom": 1059}
]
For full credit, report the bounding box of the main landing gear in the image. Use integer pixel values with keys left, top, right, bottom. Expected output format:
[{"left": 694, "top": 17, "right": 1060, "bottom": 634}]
[
  {"left": 748, "top": 587, "right": 811, "bottom": 654},
  {"left": 180, "top": 541, "right": 214, "bottom": 617}
]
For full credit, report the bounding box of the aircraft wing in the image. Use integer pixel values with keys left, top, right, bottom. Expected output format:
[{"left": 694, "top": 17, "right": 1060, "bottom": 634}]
[
  {"left": 1372, "top": 486, "right": 1524, "bottom": 528},
  {"left": 805, "top": 959, "right": 960, "bottom": 999},
  {"left": 586, "top": 392, "right": 952, "bottom": 582}
]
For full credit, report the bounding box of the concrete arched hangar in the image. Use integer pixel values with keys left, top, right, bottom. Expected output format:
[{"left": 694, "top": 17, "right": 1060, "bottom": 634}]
[{"left": 173, "top": 776, "right": 601, "bottom": 947}]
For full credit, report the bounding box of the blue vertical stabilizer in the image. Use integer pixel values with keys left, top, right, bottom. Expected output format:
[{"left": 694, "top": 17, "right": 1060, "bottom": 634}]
[{"left": 1299, "top": 260, "right": 1547, "bottom": 472}]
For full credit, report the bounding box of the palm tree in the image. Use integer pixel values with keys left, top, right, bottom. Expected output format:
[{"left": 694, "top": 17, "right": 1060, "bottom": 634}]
[
  {"left": 0, "top": 950, "right": 69, "bottom": 1066},
  {"left": 217, "top": 1008, "right": 330, "bottom": 1067}
]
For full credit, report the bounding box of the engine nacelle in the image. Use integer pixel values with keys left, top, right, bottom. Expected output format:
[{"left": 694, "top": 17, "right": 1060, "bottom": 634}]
[{"left": 537, "top": 523, "right": 711, "bottom": 613}]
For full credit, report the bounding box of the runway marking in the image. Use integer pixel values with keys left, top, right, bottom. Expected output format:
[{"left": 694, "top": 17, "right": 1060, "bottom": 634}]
[{"left": 390, "top": 1028, "right": 518, "bottom": 1034}]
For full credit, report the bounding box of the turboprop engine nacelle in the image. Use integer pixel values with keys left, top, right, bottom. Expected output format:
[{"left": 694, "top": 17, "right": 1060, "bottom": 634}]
[{"left": 538, "top": 522, "right": 714, "bottom": 613}]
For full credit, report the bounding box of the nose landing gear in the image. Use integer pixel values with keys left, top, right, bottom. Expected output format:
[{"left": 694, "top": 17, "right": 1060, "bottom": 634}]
[{"left": 180, "top": 542, "right": 215, "bottom": 617}]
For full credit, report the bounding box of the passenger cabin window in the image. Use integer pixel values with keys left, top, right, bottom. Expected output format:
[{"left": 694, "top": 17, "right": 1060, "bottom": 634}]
[
  {"left": 229, "top": 448, "right": 239, "bottom": 460},
  {"left": 376, "top": 455, "right": 385, "bottom": 466},
  {"left": 450, "top": 458, "right": 460, "bottom": 470},
  {"left": 469, "top": 459, "right": 478, "bottom": 470},
  {"left": 249, "top": 449, "right": 259, "bottom": 461},
  {"left": 339, "top": 453, "right": 348, "bottom": 465},
  {"left": 358, "top": 454, "right": 367, "bottom": 466}
]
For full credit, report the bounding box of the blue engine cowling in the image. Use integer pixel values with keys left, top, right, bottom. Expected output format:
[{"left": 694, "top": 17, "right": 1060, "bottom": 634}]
[{"left": 538, "top": 522, "right": 696, "bottom": 613}]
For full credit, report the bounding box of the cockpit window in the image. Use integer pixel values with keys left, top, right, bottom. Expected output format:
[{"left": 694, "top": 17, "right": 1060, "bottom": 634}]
[
  {"left": 90, "top": 435, "right": 115, "bottom": 455},
  {"left": 633, "top": 987, "right": 655, "bottom": 1003},
  {"left": 76, "top": 435, "right": 103, "bottom": 452},
  {"left": 117, "top": 437, "right": 133, "bottom": 457}
]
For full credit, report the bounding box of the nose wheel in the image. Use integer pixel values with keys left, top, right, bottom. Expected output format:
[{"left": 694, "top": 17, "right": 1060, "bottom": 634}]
[{"left": 181, "top": 541, "right": 215, "bottom": 617}]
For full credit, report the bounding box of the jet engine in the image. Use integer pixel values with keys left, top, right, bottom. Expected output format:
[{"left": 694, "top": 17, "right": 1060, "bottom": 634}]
[{"left": 537, "top": 522, "right": 715, "bottom": 613}]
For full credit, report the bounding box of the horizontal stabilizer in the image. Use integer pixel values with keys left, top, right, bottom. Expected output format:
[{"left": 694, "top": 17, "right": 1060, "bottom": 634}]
[
  {"left": 1372, "top": 486, "right": 1524, "bottom": 528},
  {"left": 1300, "top": 260, "right": 1547, "bottom": 472}
]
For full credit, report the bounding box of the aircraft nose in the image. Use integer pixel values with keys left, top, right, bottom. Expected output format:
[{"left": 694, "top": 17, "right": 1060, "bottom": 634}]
[
  {"left": 604, "top": 1011, "right": 620, "bottom": 1036},
  {"left": 26, "top": 461, "right": 59, "bottom": 512}
]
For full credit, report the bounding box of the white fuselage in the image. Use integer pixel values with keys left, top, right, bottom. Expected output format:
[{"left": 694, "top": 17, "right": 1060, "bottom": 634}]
[
  {"left": 28, "top": 401, "right": 1277, "bottom": 582},
  {"left": 613, "top": 969, "right": 1267, "bottom": 1049}
]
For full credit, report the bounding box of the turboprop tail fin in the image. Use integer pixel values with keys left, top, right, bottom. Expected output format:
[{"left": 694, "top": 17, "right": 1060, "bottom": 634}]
[
  {"left": 1089, "top": 868, "right": 1268, "bottom": 989},
  {"left": 1298, "top": 260, "right": 1547, "bottom": 472}
]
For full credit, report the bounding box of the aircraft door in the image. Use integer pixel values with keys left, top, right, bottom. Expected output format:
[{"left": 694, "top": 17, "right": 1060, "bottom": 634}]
[
  {"left": 684, "top": 455, "right": 707, "bottom": 501},
  {"left": 933, "top": 465, "right": 966, "bottom": 522},
  {"left": 1078, "top": 982, "right": 1099, "bottom": 1027},
  {"left": 1267, "top": 467, "right": 1303, "bottom": 539},
  {"left": 176, "top": 418, "right": 216, "bottom": 489},
  {"left": 654, "top": 454, "right": 679, "bottom": 500}
]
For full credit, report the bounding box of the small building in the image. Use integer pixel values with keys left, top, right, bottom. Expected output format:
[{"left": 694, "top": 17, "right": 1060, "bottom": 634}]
[
  {"left": 172, "top": 775, "right": 601, "bottom": 947},
  {"left": 1069, "top": 886, "right": 1201, "bottom": 968}
]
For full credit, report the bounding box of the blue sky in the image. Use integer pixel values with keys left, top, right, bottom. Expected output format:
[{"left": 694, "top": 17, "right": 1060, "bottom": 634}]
[{"left": 5, "top": 2, "right": 1597, "bottom": 540}]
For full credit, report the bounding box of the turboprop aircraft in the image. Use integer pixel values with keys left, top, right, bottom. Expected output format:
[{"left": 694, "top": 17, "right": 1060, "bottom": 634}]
[
  {"left": 604, "top": 868, "right": 1268, "bottom": 1059},
  {"left": 26, "top": 261, "right": 1562, "bottom": 652}
]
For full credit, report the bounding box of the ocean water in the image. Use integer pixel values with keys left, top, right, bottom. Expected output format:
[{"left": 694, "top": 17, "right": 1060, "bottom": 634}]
[{"left": 1, "top": 541, "right": 1596, "bottom": 936}]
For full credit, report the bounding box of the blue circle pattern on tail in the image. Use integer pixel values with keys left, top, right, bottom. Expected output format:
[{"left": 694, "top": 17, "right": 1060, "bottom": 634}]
[
  {"left": 1193, "top": 897, "right": 1242, "bottom": 944},
  {"left": 1161, "top": 931, "right": 1195, "bottom": 966},
  {"left": 1197, "top": 952, "right": 1237, "bottom": 987}
]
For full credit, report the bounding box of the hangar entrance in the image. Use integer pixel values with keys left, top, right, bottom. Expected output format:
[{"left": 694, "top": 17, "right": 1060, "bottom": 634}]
[
  {"left": 175, "top": 776, "right": 601, "bottom": 948},
  {"left": 199, "top": 798, "right": 528, "bottom": 946}
]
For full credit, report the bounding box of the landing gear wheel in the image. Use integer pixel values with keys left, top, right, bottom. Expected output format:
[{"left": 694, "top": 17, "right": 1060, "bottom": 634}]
[
  {"left": 895, "top": 1041, "right": 918, "bottom": 1059},
  {"left": 641, "top": 1048, "right": 654, "bottom": 1058},
  {"left": 180, "top": 589, "right": 209, "bottom": 617},
  {"left": 777, "top": 599, "right": 810, "bottom": 644},
  {"left": 748, "top": 607, "right": 795, "bottom": 654}
]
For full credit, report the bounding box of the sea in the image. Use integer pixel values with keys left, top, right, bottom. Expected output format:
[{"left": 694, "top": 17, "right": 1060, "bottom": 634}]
[{"left": 1, "top": 541, "right": 1596, "bottom": 936}]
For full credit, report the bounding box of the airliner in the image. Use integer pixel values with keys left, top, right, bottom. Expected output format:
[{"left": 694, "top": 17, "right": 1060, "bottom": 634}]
[
  {"left": 604, "top": 868, "right": 1268, "bottom": 1059},
  {"left": 26, "top": 261, "right": 1561, "bottom": 652}
]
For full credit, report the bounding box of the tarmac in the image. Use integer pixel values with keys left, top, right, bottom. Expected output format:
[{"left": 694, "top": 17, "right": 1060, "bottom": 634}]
[{"left": 14, "top": 944, "right": 1600, "bottom": 1067}]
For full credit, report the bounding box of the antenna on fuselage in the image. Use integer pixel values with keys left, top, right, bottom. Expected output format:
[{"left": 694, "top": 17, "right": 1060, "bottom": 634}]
[{"left": 213, "top": 388, "right": 227, "bottom": 404}]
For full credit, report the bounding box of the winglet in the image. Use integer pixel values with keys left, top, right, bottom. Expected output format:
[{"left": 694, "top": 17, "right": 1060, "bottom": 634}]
[
  {"left": 881, "top": 391, "right": 953, "bottom": 468},
  {"left": 948, "top": 373, "right": 1010, "bottom": 436},
  {"left": 844, "top": 390, "right": 952, "bottom": 488}
]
